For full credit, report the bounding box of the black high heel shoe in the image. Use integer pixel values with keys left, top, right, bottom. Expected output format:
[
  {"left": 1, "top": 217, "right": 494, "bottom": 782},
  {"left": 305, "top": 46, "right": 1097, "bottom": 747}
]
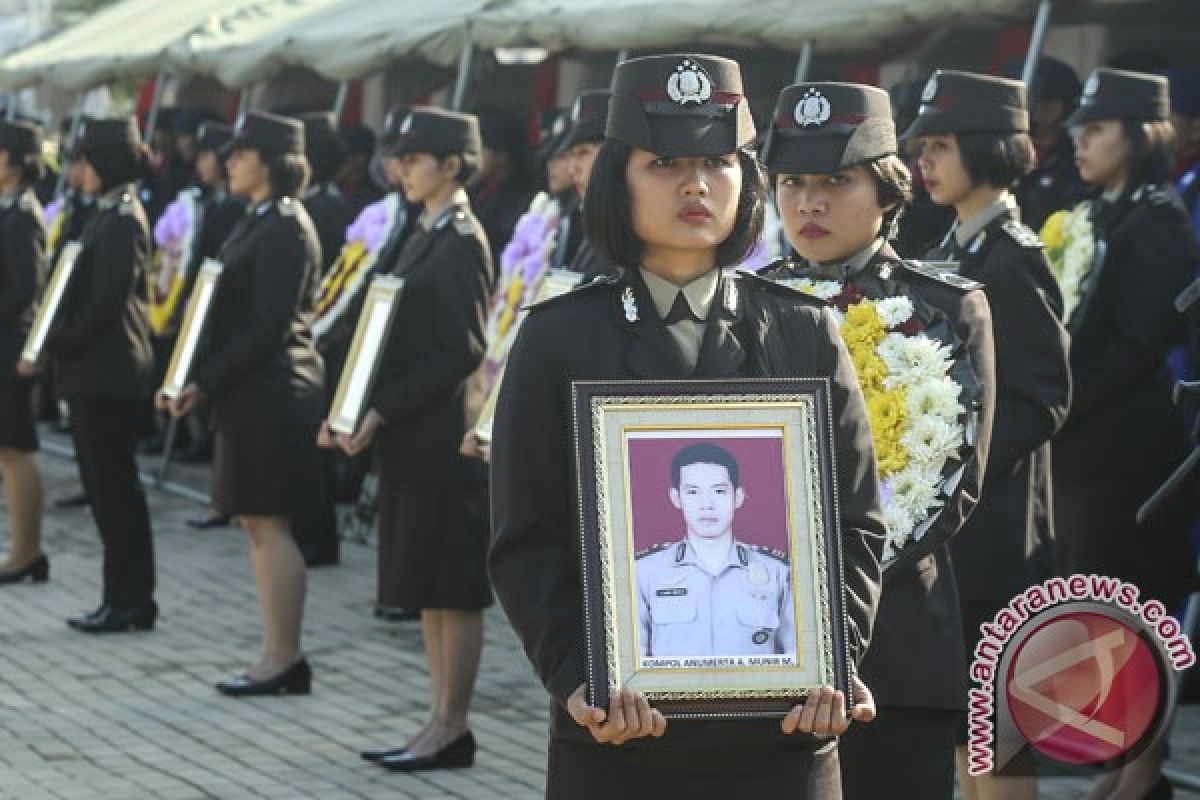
[
  {"left": 360, "top": 746, "right": 407, "bottom": 763},
  {"left": 378, "top": 731, "right": 475, "bottom": 772},
  {"left": 216, "top": 659, "right": 311, "bottom": 697},
  {"left": 0, "top": 554, "right": 48, "bottom": 585}
]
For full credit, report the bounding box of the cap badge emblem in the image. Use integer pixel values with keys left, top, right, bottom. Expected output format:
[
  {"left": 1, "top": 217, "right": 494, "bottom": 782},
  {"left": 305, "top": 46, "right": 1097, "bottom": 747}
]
[
  {"left": 667, "top": 58, "right": 713, "bottom": 106},
  {"left": 921, "top": 75, "right": 938, "bottom": 104},
  {"left": 794, "top": 88, "right": 832, "bottom": 127},
  {"left": 233, "top": 113, "right": 246, "bottom": 134},
  {"left": 1083, "top": 73, "right": 1099, "bottom": 98},
  {"left": 552, "top": 116, "right": 567, "bottom": 136},
  {"left": 399, "top": 114, "right": 413, "bottom": 135}
]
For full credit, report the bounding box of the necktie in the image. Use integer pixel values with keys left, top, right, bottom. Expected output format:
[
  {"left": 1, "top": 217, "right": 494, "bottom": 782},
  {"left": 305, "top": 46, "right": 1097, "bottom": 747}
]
[{"left": 663, "top": 291, "right": 699, "bottom": 325}]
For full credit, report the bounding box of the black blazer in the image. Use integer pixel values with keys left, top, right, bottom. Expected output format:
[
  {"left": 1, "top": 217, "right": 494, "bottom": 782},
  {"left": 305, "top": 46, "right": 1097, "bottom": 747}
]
[
  {"left": 369, "top": 196, "right": 495, "bottom": 483},
  {"left": 301, "top": 182, "right": 353, "bottom": 277},
  {"left": 763, "top": 244, "right": 997, "bottom": 710},
  {"left": 0, "top": 189, "right": 45, "bottom": 381},
  {"left": 48, "top": 185, "right": 153, "bottom": 398},
  {"left": 928, "top": 211, "right": 1072, "bottom": 614},
  {"left": 488, "top": 268, "right": 885, "bottom": 749},
  {"left": 192, "top": 196, "right": 324, "bottom": 431}
]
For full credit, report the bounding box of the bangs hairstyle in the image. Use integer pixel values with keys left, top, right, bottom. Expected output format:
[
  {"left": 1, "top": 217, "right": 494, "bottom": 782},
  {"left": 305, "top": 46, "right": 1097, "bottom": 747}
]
[
  {"left": 955, "top": 131, "right": 1037, "bottom": 189},
  {"left": 1121, "top": 118, "right": 1175, "bottom": 188},
  {"left": 262, "top": 151, "right": 312, "bottom": 198},
  {"left": 583, "top": 139, "right": 766, "bottom": 269}
]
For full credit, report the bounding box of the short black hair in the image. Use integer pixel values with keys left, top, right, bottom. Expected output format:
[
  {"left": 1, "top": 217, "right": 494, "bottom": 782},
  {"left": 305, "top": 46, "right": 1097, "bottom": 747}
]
[
  {"left": 583, "top": 139, "right": 766, "bottom": 269},
  {"left": 80, "top": 142, "right": 148, "bottom": 192},
  {"left": 0, "top": 147, "right": 44, "bottom": 186},
  {"left": 432, "top": 151, "right": 477, "bottom": 186},
  {"left": 263, "top": 151, "right": 311, "bottom": 197},
  {"left": 1122, "top": 118, "right": 1175, "bottom": 188},
  {"left": 867, "top": 154, "right": 913, "bottom": 239},
  {"left": 671, "top": 443, "right": 741, "bottom": 488},
  {"left": 955, "top": 131, "right": 1037, "bottom": 189}
]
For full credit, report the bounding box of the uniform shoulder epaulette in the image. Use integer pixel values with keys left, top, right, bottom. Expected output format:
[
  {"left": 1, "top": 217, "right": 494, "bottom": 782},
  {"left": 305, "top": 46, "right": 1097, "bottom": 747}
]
[
  {"left": 898, "top": 259, "right": 984, "bottom": 291},
  {"left": 735, "top": 269, "right": 827, "bottom": 307},
  {"left": 117, "top": 193, "right": 137, "bottom": 216},
  {"left": 451, "top": 208, "right": 474, "bottom": 236},
  {"left": 17, "top": 192, "right": 34, "bottom": 212},
  {"left": 527, "top": 271, "right": 619, "bottom": 313},
  {"left": 635, "top": 541, "right": 674, "bottom": 560},
  {"left": 276, "top": 197, "right": 297, "bottom": 217},
  {"left": 999, "top": 219, "right": 1044, "bottom": 250},
  {"left": 748, "top": 543, "right": 789, "bottom": 563},
  {"left": 1132, "top": 184, "right": 1173, "bottom": 208},
  {"left": 753, "top": 257, "right": 795, "bottom": 280}
]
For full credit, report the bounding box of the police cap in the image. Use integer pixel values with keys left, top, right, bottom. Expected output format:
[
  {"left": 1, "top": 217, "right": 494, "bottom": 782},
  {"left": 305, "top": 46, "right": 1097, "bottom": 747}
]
[
  {"left": 901, "top": 70, "right": 1029, "bottom": 139},
  {"left": 762, "top": 82, "right": 896, "bottom": 174},
  {"left": 1065, "top": 68, "right": 1169, "bottom": 127}
]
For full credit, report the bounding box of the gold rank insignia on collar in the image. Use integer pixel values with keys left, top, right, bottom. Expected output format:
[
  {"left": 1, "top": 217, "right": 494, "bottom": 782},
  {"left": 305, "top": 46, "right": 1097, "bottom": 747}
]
[{"left": 621, "top": 285, "right": 639, "bottom": 322}]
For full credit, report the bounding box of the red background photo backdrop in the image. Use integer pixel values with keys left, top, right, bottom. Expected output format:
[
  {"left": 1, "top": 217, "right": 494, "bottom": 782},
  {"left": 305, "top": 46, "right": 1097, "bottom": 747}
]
[{"left": 625, "top": 431, "right": 791, "bottom": 554}]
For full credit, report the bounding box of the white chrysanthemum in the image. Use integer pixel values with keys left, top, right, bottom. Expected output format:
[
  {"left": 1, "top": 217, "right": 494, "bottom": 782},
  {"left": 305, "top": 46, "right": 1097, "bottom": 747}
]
[
  {"left": 875, "top": 296, "right": 914, "bottom": 328},
  {"left": 529, "top": 191, "right": 550, "bottom": 214},
  {"left": 786, "top": 278, "right": 842, "bottom": 300},
  {"left": 901, "top": 415, "right": 964, "bottom": 466},
  {"left": 906, "top": 377, "right": 965, "bottom": 423},
  {"left": 888, "top": 466, "right": 944, "bottom": 519},
  {"left": 878, "top": 333, "right": 955, "bottom": 389},
  {"left": 883, "top": 503, "right": 916, "bottom": 543}
]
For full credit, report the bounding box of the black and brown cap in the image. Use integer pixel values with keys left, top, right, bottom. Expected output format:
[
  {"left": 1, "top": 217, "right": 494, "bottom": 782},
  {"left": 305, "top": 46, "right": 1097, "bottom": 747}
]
[
  {"left": 762, "top": 82, "right": 896, "bottom": 174},
  {"left": 607, "top": 54, "right": 755, "bottom": 157},
  {"left": 536, "top": 107, "right": 570, "bottom": 160},
  {"left": 901, "top": 70, "right": 1029, "bottom": 139},
  {"left": 226, "top": 110, "right": 304, "bottom": 156},
  {"left": 74, "top": 115, "right": 141, "bottom": 158},
  {"left": 0, "top": 120, "right": 43, "bottom": 158},
  {"left": 195, "top": 122, "right": 233, "bottom": 153},
  {"left": 383, "top": 106, "right": 481, "bottom": 162},
  {"left": 1065, "top": 68, "right": 1169, "bottom": 127},
  {"left": 559, "top": 89, "right": 612, "bottom": 151},
  {"left": 297, "top": 111, "right": 346, "bottom": 158}
]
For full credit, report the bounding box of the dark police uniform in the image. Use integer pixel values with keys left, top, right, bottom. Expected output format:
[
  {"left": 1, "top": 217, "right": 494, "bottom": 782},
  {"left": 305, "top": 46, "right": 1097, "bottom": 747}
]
[
  {"left": 48, "top": 118, "right": 157, "bottom": 623},
  {"left": 559, "top": 91, "right": 616, "bottom": 281},
  {"left": 489, "top": 54, "right": 884, "bottom": 800},
  {"left": 904, "top": 71, "right": 1073, "bottom": 750},
  {"left": 1055, "top": 69, "right": 1200, "bottom": 610},
  {"left": 760, "top": 82, "right": 997, "bottom": 800},
  {"left": 0, "top": 122, "right": 47, "bottom": 452},
  {"left": 297, "top": 113, "right": 353, "bottom": 278},
  {"left": 191, "top": 113, "right": 325, "bottom": 521},
  {"left": 368, "top": 108, "right": 495, "bottom": 611}
]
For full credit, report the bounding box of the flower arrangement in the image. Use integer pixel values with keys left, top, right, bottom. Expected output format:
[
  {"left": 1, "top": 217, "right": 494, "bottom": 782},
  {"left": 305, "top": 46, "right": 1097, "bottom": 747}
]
[
  {"left": 312, "top": 193, "right": 402, "bottom": 340},
  {"left": 1040, "top": 203, "right": 1094, "bottom": 323},
  {"left": 149, "top": 189, "right": 201, "bottom": 334},
  {"left": 787, "top": 278, "right": 969, "bottom": 563},
  {"left": 44, "top": 197, "right": 65, "bottom": 256}
]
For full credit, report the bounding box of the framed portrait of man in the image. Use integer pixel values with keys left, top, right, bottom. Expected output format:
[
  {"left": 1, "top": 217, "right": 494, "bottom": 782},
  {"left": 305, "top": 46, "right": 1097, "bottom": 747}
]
[
  {"left": 327, "top": 275, "right": 405, "bottom": 435},
  {"left": 160, "top": 258, "right": 223, "bottom": 399},
  {"left": 20, "top": 240, "right": 83, "bottom": 364},
  {"left": 573, "top": 378, "right": 852, "bottom": 719}
]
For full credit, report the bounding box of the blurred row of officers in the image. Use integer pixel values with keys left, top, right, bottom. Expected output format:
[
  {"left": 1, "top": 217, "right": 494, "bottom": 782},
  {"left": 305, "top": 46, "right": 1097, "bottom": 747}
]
[{"left": 0, "top": 49, "right": 1197, "bottom": 796}]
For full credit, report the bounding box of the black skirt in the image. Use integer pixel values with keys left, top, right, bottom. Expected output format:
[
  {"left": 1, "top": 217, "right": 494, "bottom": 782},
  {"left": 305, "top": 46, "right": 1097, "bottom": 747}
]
[
  {"left": 546, "top": 735, "right": 841, "bottom": 799},
  {"left": 0, "top": 377, "right": 38, "bottom": 452},
  {"left": 212, "top": 424, "right": 325, "bottom": 519},
  {"left": 376, "top": 479, "right": 492, "bottom": 610}
]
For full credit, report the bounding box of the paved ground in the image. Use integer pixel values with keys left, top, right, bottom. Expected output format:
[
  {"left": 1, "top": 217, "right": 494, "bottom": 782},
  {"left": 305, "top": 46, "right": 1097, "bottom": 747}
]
[{"left": 0, "top": 437, "right": 1196, "bottom": 799}]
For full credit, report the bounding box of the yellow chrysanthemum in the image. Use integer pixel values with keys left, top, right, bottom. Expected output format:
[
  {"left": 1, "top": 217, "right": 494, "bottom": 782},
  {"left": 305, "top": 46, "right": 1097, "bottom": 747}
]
[
  {"left": 866, "top": 388, "right": 909, "bottom": 475},
  {"left": 850, "top": 347, "right": 887, "bottom": 392},
  {"left": 842, "top": 301, "right": 886, "bottom": 351},
  {"left": 1040, "top": 210, "right": 1067, "bottom": 251}
]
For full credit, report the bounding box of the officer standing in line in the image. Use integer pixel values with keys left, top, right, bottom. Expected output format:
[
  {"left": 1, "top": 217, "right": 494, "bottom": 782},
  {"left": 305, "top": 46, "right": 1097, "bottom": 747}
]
[
  {"left": 636, "top": 443, "right": 793, "bottom": 659},
  {"left": 558, "top": 90, "right": 614, "bottom": 279},
  {"left": 297, "top": 112, "right": 353, "bottom": 278}
]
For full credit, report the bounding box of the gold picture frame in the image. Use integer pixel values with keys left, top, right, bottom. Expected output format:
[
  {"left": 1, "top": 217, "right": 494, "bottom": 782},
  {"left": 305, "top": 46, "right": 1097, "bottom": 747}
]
[
  {"left": 21, "top": 240, "right": 82, "bottom": 364},
  {"left": 572, "top": 379, "right": 852, "bottom": 719},
  {"left": 474, "top": 268, "right": 583, "bottom": 443},
  {"left": 160, "top": 258, "right": 224, "bottom": 399},
  {"left": 327, "top": 274, "right": 406, "bottom": 436}
]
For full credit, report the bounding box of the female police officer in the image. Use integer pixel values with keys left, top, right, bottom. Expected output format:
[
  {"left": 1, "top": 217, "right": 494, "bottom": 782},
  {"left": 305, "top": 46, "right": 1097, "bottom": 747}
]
[
  {"left": 164, "top": 111, "right": 325, "bottom": 695},
  {"left": 760, "top": 81, "right": 997, "bottom": 800},
  {"left": 489, "top": 54, "right": 884, "bottom": 799},
  {"left": 26, "top": 117, "right": 158, "bottom": 632},
  {"left": 0, "top": 121, "right": 47, "bottom": 585}
]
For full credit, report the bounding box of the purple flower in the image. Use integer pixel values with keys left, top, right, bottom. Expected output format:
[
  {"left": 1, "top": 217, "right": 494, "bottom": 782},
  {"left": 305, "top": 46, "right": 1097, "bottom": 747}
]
[
  {"left": 345, "top": 198, "right": 392, "bottom": 252},
  {"left": 154, "top": 196, "right": 193, "bottom": 249},
  {"left": 44, "top": 198, "right": 62, "bottom": 228}
]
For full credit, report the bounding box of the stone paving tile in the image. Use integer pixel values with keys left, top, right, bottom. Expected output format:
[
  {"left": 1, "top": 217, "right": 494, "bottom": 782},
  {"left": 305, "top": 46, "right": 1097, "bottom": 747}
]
[{"left": 0, "top": 442, "right": 1196, "bottom": 799}]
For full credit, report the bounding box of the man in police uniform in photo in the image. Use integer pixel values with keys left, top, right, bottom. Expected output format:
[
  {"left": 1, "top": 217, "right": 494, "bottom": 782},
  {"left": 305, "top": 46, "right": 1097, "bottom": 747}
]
[{"left": 636, "top": 442, "right": 794, "bottom": 659}]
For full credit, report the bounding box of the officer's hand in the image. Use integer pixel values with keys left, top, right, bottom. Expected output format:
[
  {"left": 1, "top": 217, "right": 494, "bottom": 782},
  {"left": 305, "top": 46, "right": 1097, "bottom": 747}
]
[
  {"left": 458, "top": 431, "right": 491, "bottom": 462},
  {"left": 338, "top": 409, "right": 382, "bottom": 456},
  {"left": 781, "top": 676, "right": 875, "bottom": 737},
  {"left": 567, "top": 684, "right": 667, "bottom": 746},
  {"left": 168, "top": 383, "right": 202, "bottom": 418},
  {"left": 316, "top": 420, "right": 336, "bottom": 449},
  {"left": 15, "top": 359, "right": 38, "bottom": 378},
  {"left": 154, "top": 389, "right": 171, "bottom": 413}
]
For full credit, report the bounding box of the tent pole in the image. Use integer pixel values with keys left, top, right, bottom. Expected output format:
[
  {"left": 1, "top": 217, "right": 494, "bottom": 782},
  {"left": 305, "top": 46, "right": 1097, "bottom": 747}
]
[
  {"left": 5, "top": 94, "right": 16, "bottom": 121},
  {"left": 1022, "top": 0, "right": 1054, "bottom": 86},
  {"left": 54, "top": 92, "right": 88, "bottom": 197},
  {"left": 611, "top": 50, "right": 630, "bottom": 88},
  {"left": 236, "top": 86, "right": 252, "bottom": 120},
  {"left": 143, "top": 64, "right": 168, "bottom": 145},
  {"left": 333, "top": 80, "right": 349, "bottom": 121},
  {"left": 794, "top": 40, "right": 814, "bottom": 83},
  {"left": 451, "top": 26, "right": 475, "bottom": 111}
]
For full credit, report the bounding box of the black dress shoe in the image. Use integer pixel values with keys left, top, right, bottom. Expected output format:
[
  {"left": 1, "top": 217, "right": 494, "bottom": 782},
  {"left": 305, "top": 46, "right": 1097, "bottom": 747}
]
[
  {"left": 378, "top": 732, "right": 475, "bottom": 771},
  {"left": 0, "top": 554, "right": 49, "bottom": 585},
  {"left": 71, "top": 603, "right": 157, "bottom": 633},
  {"left": 67, "top": 604, "right": 110, "bottom": 629},
  {"left": 186, "top": 513, "right": 232, "bottom": 530},
  {"left": 54, "top": 492, "right": 89, "bottom": 509},
  {"left": 360, "top": 746, "right": 407, "bottom": 763},
  {"left": 216, "top": 659, "right": 311, "bottom": 697}
]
